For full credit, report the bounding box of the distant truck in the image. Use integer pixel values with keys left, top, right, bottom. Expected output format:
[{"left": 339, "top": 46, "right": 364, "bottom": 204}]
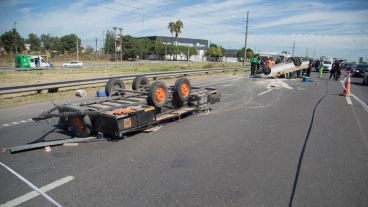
[
  {"left": 320, "top": 56, "right": 334, "bottom": 72},
  {"left": 15, "top": 55, "right": 52, "bottom": 70}
]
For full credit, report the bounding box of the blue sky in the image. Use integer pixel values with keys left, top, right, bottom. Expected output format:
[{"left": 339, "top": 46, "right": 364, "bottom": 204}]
[{"left": 1, "top": 0, "right": 367, "bottom": 61}]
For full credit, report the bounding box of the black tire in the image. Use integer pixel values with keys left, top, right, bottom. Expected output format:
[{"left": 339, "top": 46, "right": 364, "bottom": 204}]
[
  {"left": 132, "top": 76, "right": 150, "bottom": 91},
  {"left": 208, "top": 92, "right": 221, "bottom": 104},
  {"left": 105, "top": 78, "right": 125, "bottom": 97},
  {"left": 147, "top": 81, "right": 168, "bottom": 107},
  {"left": 289, "top": 57, "right": 302, "bottom": 66},
  {"left": 262, "top": 65, "right": 271, "bottom": 75},
  {"left": 70, "top": 115, "right": 93, "bottom": 138},
  {"left": 173, "top": 78, "right": 191, "bottom": 102}
]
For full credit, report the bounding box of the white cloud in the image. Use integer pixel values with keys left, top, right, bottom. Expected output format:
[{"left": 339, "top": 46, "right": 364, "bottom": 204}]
[
  {"left": 19, "top": 7, "right": 32, "bottom": 15},
  {"left": 2, "top": 0, "right": 367, "bottom": 61}
]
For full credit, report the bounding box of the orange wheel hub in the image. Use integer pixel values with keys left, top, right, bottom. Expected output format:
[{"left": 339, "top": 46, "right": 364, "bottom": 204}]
[
  {"left": 155, "top": 87, "right": 166, "bottom": 102},
  {"left": 181, "top": 83, "right": 189, "bottom": 97}
]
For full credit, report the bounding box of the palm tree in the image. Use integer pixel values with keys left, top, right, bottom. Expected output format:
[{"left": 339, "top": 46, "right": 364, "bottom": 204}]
[
  {"left": 167, "top": 20, "right": 184, "bottom": 60},
  {"left": 167, "top": 22, "right": 176, "bottom": 60}
]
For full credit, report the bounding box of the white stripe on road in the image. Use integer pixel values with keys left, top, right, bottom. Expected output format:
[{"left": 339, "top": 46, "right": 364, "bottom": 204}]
[
  {"left": 1, "top": 119, "right": 33, "bottom": 129},
  {"left": 346, "top": 96, "right": 353, "bottom": 105},
  {"left": 258, "top": 89, "right": 273, "bottom": 96},
  {"left": 0, "top": 176, "right": 74, "bottom": 207},
  {"left": 351, "top": 94, "right": 368, "bottom": 113}
]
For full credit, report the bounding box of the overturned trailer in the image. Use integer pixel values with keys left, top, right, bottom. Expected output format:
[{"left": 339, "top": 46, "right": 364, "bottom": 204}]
[{"left": 13, "top": 76, "right": 220, "bottom": 151}]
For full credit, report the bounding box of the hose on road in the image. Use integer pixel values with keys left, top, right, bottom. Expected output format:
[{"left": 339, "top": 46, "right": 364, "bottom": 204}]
[{"left": 288, "top": 78, "right": 328, "bottom": 207}]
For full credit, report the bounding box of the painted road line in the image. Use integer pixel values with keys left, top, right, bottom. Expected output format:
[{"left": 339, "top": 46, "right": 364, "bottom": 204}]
[
  {"left": 258, "top": 89, "right": 273, "bottom": 96},
  {"left": 346, "top": 96, "right": 353, "bottom": 105},
  {"left": 351, "top": 94, "right": 368, "bottom": 113},
  {"left": 10, "top": 122, "right": 19, "bottom": 125},
  {"left": 0, "top": 176, "right": 74, "bottom": 207}
]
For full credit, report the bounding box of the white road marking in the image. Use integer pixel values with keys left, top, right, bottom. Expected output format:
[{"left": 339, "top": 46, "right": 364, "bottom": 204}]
[
  {"left": 351, "top": 94, "right": 368, "bottom": 112},
  {"left": 346, "top": 96, "right": 353, "bottom": 105},
  {"left": 0, "top": 176, "right": 74, "bottom": 207},
  {"left": 258, "top": 89, "right": 273, "bottom": 96},
  {"left": 1, "top": 119, "right": 34, "bottom": 129}
]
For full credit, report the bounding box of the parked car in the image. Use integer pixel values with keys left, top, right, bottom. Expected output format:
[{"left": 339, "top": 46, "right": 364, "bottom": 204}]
[
  {"left": 352, "top": 64, "right": 368, "bottom": 77},
  {"left": 362, "top": 71, "right": 368, "bottom": 85},
  {"left": 62, "top": 61, "right": 83, "bottom": 68},
  {"left": 345, "top": 63, "right": 356, "bottom": 71}
]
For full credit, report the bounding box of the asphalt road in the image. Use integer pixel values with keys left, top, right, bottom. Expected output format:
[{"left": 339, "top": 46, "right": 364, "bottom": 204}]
[{"left": 0, "top": 72, "right": 367, "bottom": 206}]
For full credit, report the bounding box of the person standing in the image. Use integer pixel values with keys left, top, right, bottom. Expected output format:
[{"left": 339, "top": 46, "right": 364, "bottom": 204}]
[
  {"left": 250, "top": 55, "right": 258, "bottom": 77},
  {"left": 307, "top": 59, "right": 312, "bottom": 76},
  {"left": 319, "top": 61, "right": 324, "bottom": 78},
  {"left": 329, "top": 60, "right": 337, "bottom": 80},
  {"left": 334, "top": 60, "right": 342, "bottom": 81}
]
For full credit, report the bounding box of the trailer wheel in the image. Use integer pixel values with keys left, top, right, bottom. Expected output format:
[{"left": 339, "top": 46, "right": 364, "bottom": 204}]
[
  {"left": 132, "top": 76, "right": 150, "bottom": 91},
  {"left": 172, "top": 78, "right": 191, "bottom": 107},
  {"left": 147, "top": 81, "right": 168, "bottom": 107},
  {"left": 70, "top": 116, "right": 93, "bottom": 138},
  {"left": 105, "top": 78, "right": 125, "bottom": 97},
  {"left": 262, "top": 65, "right": 271, "bottom": 75},
  {"left": 208, "top": 92, "right": 221, "bottom": 104}
]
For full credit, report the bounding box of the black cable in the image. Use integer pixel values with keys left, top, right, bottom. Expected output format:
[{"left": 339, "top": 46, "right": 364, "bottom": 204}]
[{"left": 288, "top": 78, "right": 328, "bottom": 207}]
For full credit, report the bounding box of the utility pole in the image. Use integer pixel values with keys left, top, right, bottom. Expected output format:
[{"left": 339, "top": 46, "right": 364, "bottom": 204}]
[
  {"left": 119, "top": 28, "right": 123, "bottom": 62},
  {"left": 76, "top": 37, "right": 79, "bottom": 61},
  {"left": 187, "top": 45, "right": 190, "bottom": 62},
  {"left": 113, "top": 27, "right": 117, "bottom": 62},
  {"left": 243, "top": 11, "right": 249, "bottom": 67},
  {"left": 95, "top": 37, "right": 98, "bottom": 61},
  {"left": 102, "top": 31, "right": 105, "bottom": 55},
  {"left": 292, "top": 40, "right": 295, "bottom": 57},
  {"left": 13, "top": 22, "right": 17, "bottom": 54},
  {"left": 306, "top": 48, "right": 308, "bottom": 58}
]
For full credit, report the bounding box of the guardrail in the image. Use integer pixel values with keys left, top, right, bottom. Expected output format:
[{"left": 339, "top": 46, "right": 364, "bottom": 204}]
[{"left": 0, "top": 67, "right": 246, "bottom": 95}]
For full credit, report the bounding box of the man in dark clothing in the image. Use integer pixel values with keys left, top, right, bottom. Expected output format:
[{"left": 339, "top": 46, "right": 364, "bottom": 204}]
[
  {"left": 333, "top": 60, "right": 341, "bottom": 81},
  {"left": 307, "top": 60, "right": 312, "bottom": 76},
  {"left": 250, "top": 56, "right": 259, "bottom": 76}
]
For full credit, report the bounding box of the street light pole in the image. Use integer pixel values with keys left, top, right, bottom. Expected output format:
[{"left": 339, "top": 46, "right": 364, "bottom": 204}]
[
  {"left": 243, "top": 11, "right": 249, "bottom": 67},
  {"left": 119, "top": 28, "right": 123, "bottom": 62},
  {"left": 113, "top": 27, "right": 117, "bottom": 62}
]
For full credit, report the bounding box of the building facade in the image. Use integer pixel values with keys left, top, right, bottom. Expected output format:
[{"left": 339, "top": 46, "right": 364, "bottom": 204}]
[{"left": 142, "top": 36, "right": 208, "bottom": 61}]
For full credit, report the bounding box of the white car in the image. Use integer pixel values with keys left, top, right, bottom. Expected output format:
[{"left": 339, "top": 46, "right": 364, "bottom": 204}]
[
  {"left": 322, "top": 61, "right": 332, "bottom": 72},
  {"left": 62, "top": 61, "right": 83, "bottom": 68}
]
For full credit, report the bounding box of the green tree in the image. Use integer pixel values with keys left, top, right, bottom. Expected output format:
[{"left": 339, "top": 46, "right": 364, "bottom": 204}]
[
  {"left": 0, "top": 29, "right": 25, "bottom": 53},
  {"left": 238, "top": 48, "right": 254, "bottom": 60},
  {"left": 104, "top": 30, "right": 115, "bottom": 54},
  {"left": 60, "top": 34, "right": 81, "bottom": 53},
  {"left": 206, "top": 43, "right": 225, "bottom": 61},
  {"left": 27, "top": 33, "right": 41, "bottom": 51}
]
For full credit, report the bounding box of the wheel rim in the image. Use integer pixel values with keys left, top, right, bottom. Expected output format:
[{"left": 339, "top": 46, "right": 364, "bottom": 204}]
[
  {"left": 113, "top": 83, "right": 121, "bottom": 92},
  {"left": 71, "top": 116, "right": 85, "bottom": 134},
  {"left": 181, "top": 83, "right": 189, "bottom": 97},
  {"left": 155, "top": 87, "right": 166, "bottom": 102}
]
